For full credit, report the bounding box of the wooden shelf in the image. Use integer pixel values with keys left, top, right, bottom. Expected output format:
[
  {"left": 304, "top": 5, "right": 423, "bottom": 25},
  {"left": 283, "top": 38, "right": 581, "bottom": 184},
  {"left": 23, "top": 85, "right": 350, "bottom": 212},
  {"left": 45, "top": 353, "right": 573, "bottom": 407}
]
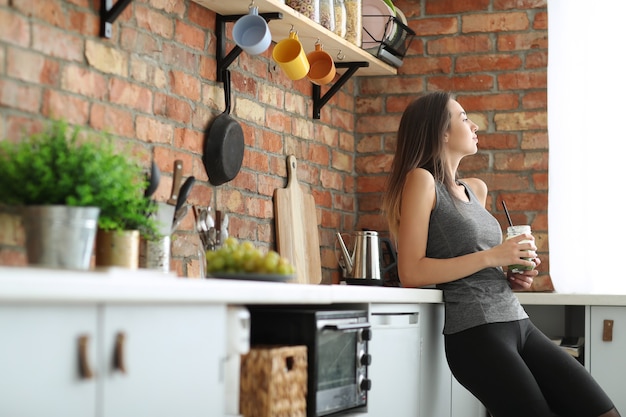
[{"left": 193, "top": 0, "right": 397, "bottom": 77}]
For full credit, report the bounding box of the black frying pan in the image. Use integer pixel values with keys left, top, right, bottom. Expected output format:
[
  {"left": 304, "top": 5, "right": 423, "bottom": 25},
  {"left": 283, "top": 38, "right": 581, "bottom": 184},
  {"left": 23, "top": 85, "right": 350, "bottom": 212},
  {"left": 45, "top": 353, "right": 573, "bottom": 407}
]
[{"left": 202, "top": 70, "right": 245, "bottom": 186}]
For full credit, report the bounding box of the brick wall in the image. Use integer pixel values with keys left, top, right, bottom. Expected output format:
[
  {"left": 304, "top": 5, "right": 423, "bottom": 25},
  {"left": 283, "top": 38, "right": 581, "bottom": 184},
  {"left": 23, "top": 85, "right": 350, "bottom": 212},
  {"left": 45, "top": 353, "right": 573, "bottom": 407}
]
[{"left": 0, "top": 0, "right": 550, "bottom": 290}]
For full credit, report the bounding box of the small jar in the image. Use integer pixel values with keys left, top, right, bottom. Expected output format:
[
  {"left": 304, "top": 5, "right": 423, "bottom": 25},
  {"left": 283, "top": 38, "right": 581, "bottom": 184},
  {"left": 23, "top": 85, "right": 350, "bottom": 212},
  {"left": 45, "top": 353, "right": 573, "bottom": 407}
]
[
  {"left": 286, "top": 0, "right": 320, "bottom": 22},
  {"left": 319, "top": 0, "right": 335, "bottom": 32},
  {"left": 344, "top": 0, "right": 362, "bottom": 46},
  {"left": 506, "top": 225, "right": 535, "bottom": 273},
  {"left": 334, "top": 0, "right": 347, "bottom": 38}
]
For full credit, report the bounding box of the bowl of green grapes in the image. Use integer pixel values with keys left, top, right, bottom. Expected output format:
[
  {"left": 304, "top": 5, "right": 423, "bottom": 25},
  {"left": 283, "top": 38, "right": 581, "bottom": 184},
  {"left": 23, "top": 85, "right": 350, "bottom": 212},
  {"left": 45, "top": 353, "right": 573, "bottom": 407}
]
[{"left": 205, "top": 237, "right": 296, "bottom": 282}]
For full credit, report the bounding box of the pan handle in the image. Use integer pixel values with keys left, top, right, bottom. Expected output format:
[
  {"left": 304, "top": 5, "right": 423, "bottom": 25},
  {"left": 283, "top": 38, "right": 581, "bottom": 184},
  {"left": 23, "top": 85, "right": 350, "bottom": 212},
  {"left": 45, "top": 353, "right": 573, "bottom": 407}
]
[{"left": 222, "top": 69, "right": 232, "bottom": 115}]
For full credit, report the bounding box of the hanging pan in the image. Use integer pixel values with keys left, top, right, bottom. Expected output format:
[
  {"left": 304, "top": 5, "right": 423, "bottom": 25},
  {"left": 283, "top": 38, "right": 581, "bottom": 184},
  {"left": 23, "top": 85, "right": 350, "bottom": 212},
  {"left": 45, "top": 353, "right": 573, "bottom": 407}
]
[{"left": 202, "top": 69, "right": 245, "bottom": 186}]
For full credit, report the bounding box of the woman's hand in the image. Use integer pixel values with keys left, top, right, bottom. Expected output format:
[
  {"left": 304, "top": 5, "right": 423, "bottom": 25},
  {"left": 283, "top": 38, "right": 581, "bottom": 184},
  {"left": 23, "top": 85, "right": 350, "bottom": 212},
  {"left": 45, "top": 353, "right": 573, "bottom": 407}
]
[
  {"left": 508, "top": 257, "right": 541, "bottom": 290},
  {"left": 488, "top": 233, "right": 538, "bottom": 270}
]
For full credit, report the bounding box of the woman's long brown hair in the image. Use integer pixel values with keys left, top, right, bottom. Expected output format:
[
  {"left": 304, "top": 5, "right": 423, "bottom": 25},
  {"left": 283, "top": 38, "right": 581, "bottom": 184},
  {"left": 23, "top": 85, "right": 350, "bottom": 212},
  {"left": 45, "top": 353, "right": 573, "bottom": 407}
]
[{"left": 382, "top": 91, "right": 454, "bottom": 239}]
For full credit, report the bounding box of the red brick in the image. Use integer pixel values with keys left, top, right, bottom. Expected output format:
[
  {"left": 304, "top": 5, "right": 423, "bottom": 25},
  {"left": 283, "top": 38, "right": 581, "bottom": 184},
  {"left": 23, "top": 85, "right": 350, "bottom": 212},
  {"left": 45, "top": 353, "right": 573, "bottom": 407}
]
[
  {"left": 400, "top": 57, "right": 452, "bottom": 76},
  {"left": 425, "top": 0, "right": 490, "bottom": 15},
  {"left": 90, "top": 103, "right": 135, "bottom": 138},
  {"left": 521, "top": 131, "right": 548, "bottom": 150},
  {"left": 108, "top": 78, "right": 153, "bottom": 113},
  {"left": 42, "top": 90, "right": 89, "bottom": 124},
  {"left": 13, "top": 0, "right": 65, "bottom": 28},
  {"left": 457, "top": 93, "right": 519, "bottom": 111},
  {"left": 165, "top": 95, "right": 193, "bottom": 124},
  {"left": 533, "top": 172, "right": 548, "bottom": 191},
  {"left": 533, "top": 11, "right": 548, "bottom": 30},
  {"left": 494, "top": 151, "right": 548, "bottom": 171},
  {"left": 413, "top": 17, "right": 458, "bottom": 36},
  {"left": 526, "top": 51, "right": 547, "bottom": 69},
  {"left": 456, "top": 54, "right": 522, "bottom": 73},
  {"left": 498, "top": 71, "right": 546, "bottom": 90},
  {"left": 356, "top": 114, "right": 401, "bottom": 134},
  {"left": 459, "top": 153, "right": 489, "bottom": 171},
  {"left": 135, "top": 4, "right": 174, "bottom": 39},
  {"left": 462, "top": 12, "right": 530, "bottom": 33},
  {"left": 521, "top": 91, "right": 546, "bottom": 109},
  {"left": 136, "top": 116, "right": 174, "bottom": 145},
  {"left": 427, "top": 34, "right": 492, "bottom": 55},
  {"left": 494, "top": 0, "right": 547, "bottom": 10},
  {"left": 62, "top": 65, "right": 107, "bottom": 99},
  {"left": 428, "top": 74, "right": 494, "bottom": 92},
  {"left": 497, "top": 32, "right": 548, "bottom": 51},
  {"left": 0, "top": 9, "right": 30, "bottom": 47},
  {"left": 32, "top": 22, "right": 83, "bottom": 62},
  {"left": 187, "top": 1, "right": 215, "bottom": 30},
  {"left": 120, "top": 27, "right": 161, "bottom": 54},
  {"left": 494, "top": 110, "right": 547, "bottom": 131},
  {"left": 68, "top": 9, "right": 100, "bottom": 37}
]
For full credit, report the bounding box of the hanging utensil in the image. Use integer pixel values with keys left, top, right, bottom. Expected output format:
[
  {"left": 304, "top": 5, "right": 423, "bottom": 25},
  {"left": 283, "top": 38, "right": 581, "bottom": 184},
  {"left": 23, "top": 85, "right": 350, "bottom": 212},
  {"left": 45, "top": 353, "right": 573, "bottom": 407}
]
[
  {"left": 144, "top": 159, "right": 160, "bottom": 198},
  {"left": 175, "top": 176, "right": 195, "bottom": 213},
  {"left": 202, "top": 70, "right": 245, "bottom": 186}
]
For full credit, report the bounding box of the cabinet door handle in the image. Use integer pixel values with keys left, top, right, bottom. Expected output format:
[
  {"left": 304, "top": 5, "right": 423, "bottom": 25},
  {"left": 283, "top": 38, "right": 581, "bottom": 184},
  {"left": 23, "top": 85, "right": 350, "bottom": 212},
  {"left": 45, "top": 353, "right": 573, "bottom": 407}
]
[
  {"left": 603, "top": 319, "right": 614, "bottom": 342},
  {"left": 113, "top": 331, "right": 127, "bottom": 373},
  {"left": 78, "top": 335, "right": 94, "bottom": 379}
]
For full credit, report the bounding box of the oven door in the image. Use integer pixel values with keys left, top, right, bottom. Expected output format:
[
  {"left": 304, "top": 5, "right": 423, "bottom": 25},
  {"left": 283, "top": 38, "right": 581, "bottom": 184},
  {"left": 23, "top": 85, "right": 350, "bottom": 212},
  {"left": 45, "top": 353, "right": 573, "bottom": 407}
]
[{"left": 316, "top": 320, "right": 371, "bottom": 416}]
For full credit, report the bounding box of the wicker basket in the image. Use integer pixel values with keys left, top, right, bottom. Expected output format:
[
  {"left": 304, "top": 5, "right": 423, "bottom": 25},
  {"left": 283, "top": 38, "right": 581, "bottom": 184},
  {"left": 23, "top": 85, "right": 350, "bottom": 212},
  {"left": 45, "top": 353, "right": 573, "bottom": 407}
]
[{"left": 240, "top": 345, "right": 308, "bottom": 417}]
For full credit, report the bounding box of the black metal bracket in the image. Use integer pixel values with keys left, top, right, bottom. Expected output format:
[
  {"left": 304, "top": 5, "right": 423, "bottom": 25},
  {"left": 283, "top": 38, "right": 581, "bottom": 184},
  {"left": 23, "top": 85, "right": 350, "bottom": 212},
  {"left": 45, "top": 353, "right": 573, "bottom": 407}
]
[
  {"left": 312, "top": 61, "right": 369, "bottom": 119},
  {"left": 100, "top": 0, "right": 133, "bottom": 38},
  {"left": 216, "top": 12, "right": 283, "bottom": 83}
]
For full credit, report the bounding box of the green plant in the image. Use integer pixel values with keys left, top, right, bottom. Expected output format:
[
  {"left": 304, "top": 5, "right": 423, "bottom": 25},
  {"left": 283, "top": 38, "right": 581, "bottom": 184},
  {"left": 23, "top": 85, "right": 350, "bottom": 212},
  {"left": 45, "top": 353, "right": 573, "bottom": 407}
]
[{"left": 0, "top": 119, "right": 158, "bottom": 238}]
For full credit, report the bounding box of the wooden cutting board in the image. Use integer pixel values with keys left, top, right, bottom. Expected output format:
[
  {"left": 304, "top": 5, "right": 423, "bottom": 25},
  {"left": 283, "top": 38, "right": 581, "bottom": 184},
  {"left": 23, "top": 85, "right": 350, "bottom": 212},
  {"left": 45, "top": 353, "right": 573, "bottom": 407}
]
[{"left": 274, "top": 155, "right": 322, "bottom": 284}]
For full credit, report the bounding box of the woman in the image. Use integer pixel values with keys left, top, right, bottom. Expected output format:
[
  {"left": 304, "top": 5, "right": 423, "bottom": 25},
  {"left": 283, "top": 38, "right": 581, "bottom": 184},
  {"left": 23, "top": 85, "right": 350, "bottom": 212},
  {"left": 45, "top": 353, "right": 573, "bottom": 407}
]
[{"left": 382, "top": 91, "right": 619, "bottom": 417}]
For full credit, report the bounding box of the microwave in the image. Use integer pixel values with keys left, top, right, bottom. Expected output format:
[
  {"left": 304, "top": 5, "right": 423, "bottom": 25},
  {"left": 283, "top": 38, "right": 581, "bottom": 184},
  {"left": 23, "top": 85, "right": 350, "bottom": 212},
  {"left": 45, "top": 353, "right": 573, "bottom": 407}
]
[{"left": 249, "top": 308, "right": 372, "bottom": 417}]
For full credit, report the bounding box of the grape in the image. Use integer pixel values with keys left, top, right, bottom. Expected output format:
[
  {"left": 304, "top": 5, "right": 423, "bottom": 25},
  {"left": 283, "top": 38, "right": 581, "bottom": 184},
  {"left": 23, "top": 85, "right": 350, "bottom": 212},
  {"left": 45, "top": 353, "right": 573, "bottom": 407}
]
[{"left": 205, "top": 238, "right": 295, "bottom": 276}]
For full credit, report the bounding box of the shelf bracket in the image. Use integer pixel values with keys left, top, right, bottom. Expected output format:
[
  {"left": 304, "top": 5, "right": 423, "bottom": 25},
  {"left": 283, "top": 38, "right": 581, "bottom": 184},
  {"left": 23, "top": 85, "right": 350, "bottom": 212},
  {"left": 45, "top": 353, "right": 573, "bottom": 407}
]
[
  {"left": 100, "top": 0, "right": 134, "bottom": 39},
  {"left": 216, "top": 12, "right": 283, "bottom": 83},
  {"left": 312, "top": 61, "right": 369, "bottom": 119}
]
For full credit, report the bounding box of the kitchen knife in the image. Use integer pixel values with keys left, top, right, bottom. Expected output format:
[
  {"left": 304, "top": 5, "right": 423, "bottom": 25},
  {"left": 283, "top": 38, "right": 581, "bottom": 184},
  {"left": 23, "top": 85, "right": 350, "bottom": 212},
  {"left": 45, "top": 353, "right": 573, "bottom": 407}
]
[
  {"left": 167, "top": 160, "right": 183, "bottom": 206},
  {"left": 175, "top": 176, "right": 195, "bottom": 212}
]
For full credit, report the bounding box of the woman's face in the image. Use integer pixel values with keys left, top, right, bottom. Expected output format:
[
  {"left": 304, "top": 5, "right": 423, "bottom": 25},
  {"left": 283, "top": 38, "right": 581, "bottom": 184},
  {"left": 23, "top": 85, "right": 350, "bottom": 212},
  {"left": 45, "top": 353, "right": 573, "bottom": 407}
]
[{"left": 445, "top": 99, "right": 479, "bottom": 156}]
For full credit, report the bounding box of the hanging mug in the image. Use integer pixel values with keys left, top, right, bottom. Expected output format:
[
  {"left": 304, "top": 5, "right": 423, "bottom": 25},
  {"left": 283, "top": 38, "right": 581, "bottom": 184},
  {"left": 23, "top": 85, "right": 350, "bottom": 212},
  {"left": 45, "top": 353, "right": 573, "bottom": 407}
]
[
  {"left": 272, "top": 30, "right": 310, "bottom": 81},
  {"left": 232, "top": 5, "right": 272, "bottom": 55},
  {"left": 306, "top": 41, "right": 336, "bottom": 85}
]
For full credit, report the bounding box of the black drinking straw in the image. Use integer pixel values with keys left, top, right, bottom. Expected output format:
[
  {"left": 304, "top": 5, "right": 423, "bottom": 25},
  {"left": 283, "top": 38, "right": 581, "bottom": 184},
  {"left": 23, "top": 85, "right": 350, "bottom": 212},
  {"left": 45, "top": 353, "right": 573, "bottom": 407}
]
[{"left": 502, "top": 200, "right": 513, "bottom": 227}]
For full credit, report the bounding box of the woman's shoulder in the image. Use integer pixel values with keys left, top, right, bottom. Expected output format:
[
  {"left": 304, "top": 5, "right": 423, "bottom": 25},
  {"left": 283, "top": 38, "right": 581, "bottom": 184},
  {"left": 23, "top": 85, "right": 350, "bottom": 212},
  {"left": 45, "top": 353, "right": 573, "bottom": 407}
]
[
  {"left": 460, "top": 177, "right": 488, "bottom": 205},
  {"left": 406, "top": 168, "right": 436, "bottom": 189}
]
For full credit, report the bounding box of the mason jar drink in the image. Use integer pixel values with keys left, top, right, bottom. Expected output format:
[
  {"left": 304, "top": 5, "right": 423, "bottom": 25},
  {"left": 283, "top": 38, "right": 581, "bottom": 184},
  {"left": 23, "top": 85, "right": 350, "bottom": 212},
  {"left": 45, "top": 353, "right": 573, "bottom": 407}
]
[{"left": 506, "top": 225, "right": 535, "bottom": 273}]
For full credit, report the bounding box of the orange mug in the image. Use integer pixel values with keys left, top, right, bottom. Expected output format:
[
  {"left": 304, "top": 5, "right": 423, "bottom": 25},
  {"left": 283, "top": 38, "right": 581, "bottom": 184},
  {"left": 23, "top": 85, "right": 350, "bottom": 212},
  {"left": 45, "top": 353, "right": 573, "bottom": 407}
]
[
  {"left": 306, "top": 42, "right": 336, "bottom": 85},
  {"left": 272, "top": 30, "right": 310, "bottom": 81}
]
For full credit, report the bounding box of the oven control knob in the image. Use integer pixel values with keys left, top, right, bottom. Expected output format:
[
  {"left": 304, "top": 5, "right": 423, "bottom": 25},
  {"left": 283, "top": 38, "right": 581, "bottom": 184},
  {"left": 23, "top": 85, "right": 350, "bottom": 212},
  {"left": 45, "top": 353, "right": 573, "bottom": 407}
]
[
  {"left": 359, "top": 376, "right": 372, "bottom": 392},
  {"left": 359, "top": 353, "right": 372, "bottom": 366},
  {"left": 358, "top": 328, "right": 372, "bottom": 342}
]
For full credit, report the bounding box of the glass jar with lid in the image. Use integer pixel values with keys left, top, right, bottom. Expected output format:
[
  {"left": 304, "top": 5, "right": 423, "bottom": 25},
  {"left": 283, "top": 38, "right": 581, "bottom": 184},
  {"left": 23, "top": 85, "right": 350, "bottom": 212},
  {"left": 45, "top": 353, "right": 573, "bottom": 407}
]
[
  {"left": 344, "top": 0, "right": 362, "bottom": 46},
  {"left": 333, "top": 0, "right": 347, "bottom": 38},
  {"left": 318, "top": 0, "right": 335, "bottom": 32},
  {"left": 286, "top": 0, "right": 320, "bottom": 23}
]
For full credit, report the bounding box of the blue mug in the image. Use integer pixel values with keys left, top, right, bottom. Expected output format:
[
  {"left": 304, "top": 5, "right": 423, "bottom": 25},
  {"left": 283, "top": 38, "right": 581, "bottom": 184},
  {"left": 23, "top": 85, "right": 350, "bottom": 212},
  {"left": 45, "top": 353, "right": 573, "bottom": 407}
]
[{"left": 233, "top": 6, "right": 272, "bottom": 56}]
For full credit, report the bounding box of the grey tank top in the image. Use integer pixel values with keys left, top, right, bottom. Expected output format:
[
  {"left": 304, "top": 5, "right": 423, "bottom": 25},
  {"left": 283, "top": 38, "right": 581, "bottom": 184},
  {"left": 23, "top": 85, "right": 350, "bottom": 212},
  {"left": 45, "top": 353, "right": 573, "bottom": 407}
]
[{"left": 429, "top": 180, "right": 527, "bottom": 334}]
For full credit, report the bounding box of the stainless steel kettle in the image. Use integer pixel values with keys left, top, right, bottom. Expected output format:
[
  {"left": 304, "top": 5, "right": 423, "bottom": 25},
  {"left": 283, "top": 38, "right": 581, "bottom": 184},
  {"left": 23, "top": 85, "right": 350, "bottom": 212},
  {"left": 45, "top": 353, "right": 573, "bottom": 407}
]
[{"left": 336, "top": 230, "right": 383, "bottom": 285}]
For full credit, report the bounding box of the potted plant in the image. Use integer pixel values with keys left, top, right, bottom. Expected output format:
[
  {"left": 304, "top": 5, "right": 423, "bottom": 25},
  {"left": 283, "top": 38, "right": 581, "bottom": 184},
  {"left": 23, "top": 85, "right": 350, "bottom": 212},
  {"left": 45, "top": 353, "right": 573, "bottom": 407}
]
[{"left": 0, "top": 119, "right": 158, "bottom": 270}]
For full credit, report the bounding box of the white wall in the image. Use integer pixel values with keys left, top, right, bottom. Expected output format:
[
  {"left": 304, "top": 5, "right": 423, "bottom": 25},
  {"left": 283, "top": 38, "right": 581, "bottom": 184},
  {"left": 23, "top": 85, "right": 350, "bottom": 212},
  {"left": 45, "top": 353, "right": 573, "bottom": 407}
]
[{"left": 548, "top": 0, "right": 626, "bottom": 293}]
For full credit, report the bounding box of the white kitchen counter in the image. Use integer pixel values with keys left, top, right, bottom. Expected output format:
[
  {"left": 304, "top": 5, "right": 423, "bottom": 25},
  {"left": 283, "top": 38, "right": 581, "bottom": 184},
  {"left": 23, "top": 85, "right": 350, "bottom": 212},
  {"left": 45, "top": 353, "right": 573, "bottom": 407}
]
[
  {"left": 2, "top": 266, "right": 626, "bottom": 306},
  {"left": 0, "top": 266, "right": 441, "bottom": 304}
]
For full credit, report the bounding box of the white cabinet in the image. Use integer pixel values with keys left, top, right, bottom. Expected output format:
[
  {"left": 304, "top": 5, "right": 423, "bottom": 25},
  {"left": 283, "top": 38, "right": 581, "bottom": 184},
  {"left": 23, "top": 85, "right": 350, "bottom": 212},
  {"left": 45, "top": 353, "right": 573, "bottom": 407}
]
[
  {"left": 368, "top": 304, "right": 421, "bottom": 417},
  {"left": 589, "top": 306, "right": 626, "bottom": 413},
  {"left": 418, "top": 304, "right": 486, "bottom": 417},
  {"left": 0, "top": 304, "right": 227, "bottom": 417},
  {"left": 0, "top": 305, "right": 98, "bottom": 416}
]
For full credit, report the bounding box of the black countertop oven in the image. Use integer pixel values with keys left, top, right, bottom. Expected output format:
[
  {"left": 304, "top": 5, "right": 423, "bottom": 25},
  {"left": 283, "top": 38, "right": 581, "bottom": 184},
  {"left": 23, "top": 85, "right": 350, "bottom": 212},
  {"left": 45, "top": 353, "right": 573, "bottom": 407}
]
[{"left": 249, "top": 307, "right": 372, "bottom": 416}]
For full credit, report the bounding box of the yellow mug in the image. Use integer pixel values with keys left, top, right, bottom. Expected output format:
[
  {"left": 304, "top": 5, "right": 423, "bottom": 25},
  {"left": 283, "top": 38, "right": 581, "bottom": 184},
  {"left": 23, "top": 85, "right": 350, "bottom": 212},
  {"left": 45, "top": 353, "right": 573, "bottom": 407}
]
[
  {"left": 306, "top": 43, "right": 336, "bottom": 85},
  {"left": 272, "top": 31, "right": 310, "bottom": 81}
]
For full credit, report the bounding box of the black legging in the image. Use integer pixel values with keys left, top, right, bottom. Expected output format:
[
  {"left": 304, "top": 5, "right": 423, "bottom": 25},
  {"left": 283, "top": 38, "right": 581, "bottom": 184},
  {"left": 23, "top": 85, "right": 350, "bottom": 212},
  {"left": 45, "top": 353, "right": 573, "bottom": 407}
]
[{"left": 445, "top": 319, "right": 615, "bottom": 417}]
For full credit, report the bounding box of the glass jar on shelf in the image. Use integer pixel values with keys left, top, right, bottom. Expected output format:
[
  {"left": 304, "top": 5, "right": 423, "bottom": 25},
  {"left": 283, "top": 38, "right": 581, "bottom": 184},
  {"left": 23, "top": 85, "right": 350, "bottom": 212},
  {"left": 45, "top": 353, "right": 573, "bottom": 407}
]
[
  {"left": 286, "top": 0, "right": 320, "bottom": 23},
  {"left": 319, "top": 0, "right": 335, "bottom": 32},
  {"left": 344, "top": 0, "right": 362, "bottom": 46},
  {"left": 333, "top": 0, "right": 347, "bottom": 38}
]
